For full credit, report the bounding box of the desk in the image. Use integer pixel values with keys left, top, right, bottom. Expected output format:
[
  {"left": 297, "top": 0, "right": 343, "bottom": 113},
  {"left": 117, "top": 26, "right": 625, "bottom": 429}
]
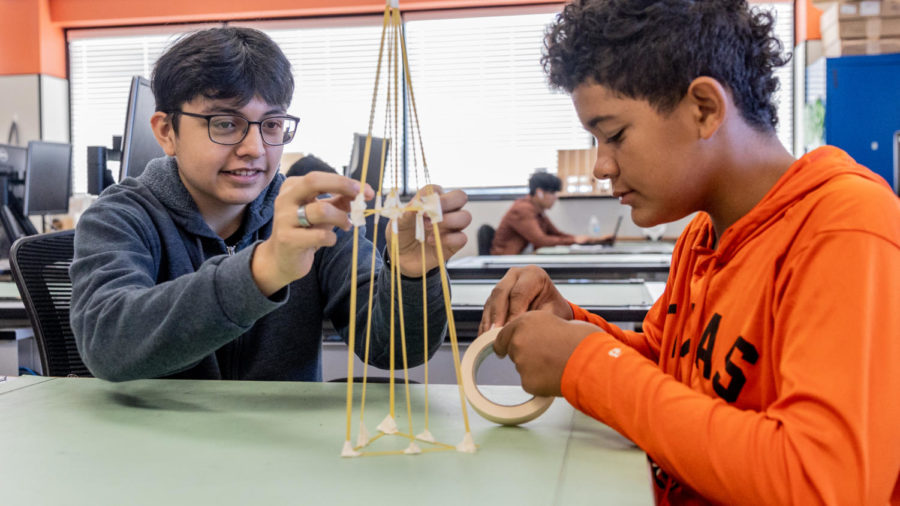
[
  {"left": 323, "top": 279, "right": 663, "bottom": 383},
  {"left": 323, "top": 278, "right": 664, "bottom": 345},
  {"left": 0, "top": 377, "right": 652, "bottom": 505},
  {"left": 536, "top": 241, "right": 675, "bottom": 255},
  {"left": 446, "top": 253, "right": 670, "bottom": 281},
  {"left": 0, "top": 281, "right": 27, "bottom": 325},
  {"left": 451, "top": 279, "right": 663, "bottom": 328}
]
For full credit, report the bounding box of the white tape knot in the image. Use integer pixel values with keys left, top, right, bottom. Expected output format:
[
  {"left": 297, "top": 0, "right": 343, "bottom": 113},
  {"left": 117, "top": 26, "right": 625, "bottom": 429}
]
[
  {"left": 350, "top": 192, "right": 367, "bottom": 227},
  {"left": 422, "top": 192, "right": 442, "bottom": 223}
]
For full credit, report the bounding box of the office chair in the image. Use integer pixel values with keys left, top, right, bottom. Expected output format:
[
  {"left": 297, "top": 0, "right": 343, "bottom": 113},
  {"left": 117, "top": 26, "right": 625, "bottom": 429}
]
[
  {"left": 9, "top": 230, "right": 91, "bottom": 377},
  {"left": 477, "top": 224, "right": 495, "bottom": 256}
]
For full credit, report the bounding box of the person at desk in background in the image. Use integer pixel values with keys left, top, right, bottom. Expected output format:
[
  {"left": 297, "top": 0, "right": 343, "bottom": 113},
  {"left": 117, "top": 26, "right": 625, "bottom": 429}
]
[
  {"left": 481, "top": 0, "right": 900, "bottom": 504},
  {"left": 285, "top": 153, "right": 337, "bottom": 178},
  {"left": 70, "top": 27, "right": 471, "bottom": 382},
  {"left": 490, "top": 172, "right": 611, "bottom": 255}
]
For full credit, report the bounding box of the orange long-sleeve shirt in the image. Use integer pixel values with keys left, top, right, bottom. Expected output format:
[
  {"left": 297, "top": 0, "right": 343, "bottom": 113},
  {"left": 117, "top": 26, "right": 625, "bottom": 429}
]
[{"left": 561, "top": 147, "right": 900, "bottom": 505}]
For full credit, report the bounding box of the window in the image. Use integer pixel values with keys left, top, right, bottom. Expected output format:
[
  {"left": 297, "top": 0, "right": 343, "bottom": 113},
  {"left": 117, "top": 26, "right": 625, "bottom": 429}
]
[
  {"left": 762, "top": 1, "right": 795, "bottom": 153},
  {"left": 66, "top": 3, "right": 794, "bottom": 195},
  {"left": 403, "top": 6, "right": 592, "bottom": 191},
  {"left": 68, "top": 24, "right": 215, "bottom": 193},
  {"left": 243, "top": 17, "right": 389, "bottom": 178}
]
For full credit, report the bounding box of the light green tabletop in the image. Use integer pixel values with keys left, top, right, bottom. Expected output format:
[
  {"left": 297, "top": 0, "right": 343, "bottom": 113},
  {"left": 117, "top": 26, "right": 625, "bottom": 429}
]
[{"left": 0, "top": 377, "right": 652, "bottom": 505}]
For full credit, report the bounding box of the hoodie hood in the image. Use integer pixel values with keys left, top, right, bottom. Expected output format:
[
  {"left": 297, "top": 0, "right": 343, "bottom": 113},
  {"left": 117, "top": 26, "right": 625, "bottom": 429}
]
[
  {"left": 700, "top": 146, "right": 888, "bottom": 263},
  {"left": 135, "top": 156, "right": 282, "bottom": 242}
]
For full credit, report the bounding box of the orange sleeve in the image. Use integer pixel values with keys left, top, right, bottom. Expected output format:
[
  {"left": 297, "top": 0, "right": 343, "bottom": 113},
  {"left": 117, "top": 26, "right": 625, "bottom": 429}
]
[
  {"left": 561, "top": 232, "right": 900, "bottom": 504},
  {"left": 568, "top": 298, "right": 665, "bottom": 362}
]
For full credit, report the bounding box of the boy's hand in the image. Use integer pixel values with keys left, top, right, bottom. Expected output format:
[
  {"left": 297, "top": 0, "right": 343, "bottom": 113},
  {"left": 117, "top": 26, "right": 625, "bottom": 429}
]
[
  {"left": 492, "top": 312, "right": 598, "bottom": 397},
  {"left": 252, "top": 172, "right": 374, "bottom": 296},
  {"left": 389, "top": 185, "right": 471, "bottom": 278},
  {"left": 478, "top": 265, "right": 572, "bottom": 335}
]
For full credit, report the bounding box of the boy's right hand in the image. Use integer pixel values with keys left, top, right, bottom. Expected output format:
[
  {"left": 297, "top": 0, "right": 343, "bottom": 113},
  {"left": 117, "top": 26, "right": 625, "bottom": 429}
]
[
  {"left": 478, "top": 265, "right": 572, "bottom": 335},
  {"left": 251, "top": 172, "right": 374, "bottom": 296}
]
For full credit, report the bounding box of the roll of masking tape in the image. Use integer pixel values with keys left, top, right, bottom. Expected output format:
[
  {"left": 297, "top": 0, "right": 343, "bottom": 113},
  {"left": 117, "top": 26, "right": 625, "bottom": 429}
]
[{"left": 460, "top": 327, "right": 553, "bottom": 426}]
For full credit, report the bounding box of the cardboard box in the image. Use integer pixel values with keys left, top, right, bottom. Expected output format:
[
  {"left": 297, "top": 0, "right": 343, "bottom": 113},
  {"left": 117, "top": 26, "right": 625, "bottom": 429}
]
[
  {"left": 814, "top": 0, "right": 900, "bottom": 17},
  {"left": 556, "top": 147, "right": 611, "bottom": 196},
  {"left": 823, "top": 36, "right": 900, "bottom": 56},
  {"left": 821, "top": 13, "right": 900, "bottom": 40}
]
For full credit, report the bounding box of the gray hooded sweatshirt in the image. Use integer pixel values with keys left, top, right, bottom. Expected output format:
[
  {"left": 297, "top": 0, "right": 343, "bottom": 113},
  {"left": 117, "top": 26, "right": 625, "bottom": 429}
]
[{"left": 70, "top": 156, "right": 447, "bottom": 382}]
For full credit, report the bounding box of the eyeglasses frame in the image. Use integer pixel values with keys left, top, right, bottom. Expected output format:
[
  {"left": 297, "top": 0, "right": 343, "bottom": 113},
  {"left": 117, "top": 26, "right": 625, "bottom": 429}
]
[{"left": 170, "top": 110, "right": 300, "bottom": 146}]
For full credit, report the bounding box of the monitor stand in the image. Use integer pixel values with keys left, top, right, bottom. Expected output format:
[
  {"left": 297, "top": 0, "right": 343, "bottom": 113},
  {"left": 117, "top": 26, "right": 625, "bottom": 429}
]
[{"left": 0, "top": 175, "right": 38, "bottom": 258}]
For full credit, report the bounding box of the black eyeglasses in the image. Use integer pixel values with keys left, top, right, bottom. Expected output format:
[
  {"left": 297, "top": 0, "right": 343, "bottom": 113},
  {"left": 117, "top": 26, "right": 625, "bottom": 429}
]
[{"left": 172, "top": 111, "right": 299, "bottom": 146}]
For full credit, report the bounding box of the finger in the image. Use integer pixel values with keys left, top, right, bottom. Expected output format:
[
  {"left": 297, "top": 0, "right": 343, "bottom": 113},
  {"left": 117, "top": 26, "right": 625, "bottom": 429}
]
[
  {"left": 439, "top": 189, "right": 468, "bottom": 213},
  {"left": 493, "top": 321, "right": 516, "bottom": 358},
  {"left": 430, "top": 208, "right": 472, "bottom": 235},
  {"left": 296, "top": 201, "right": 353, "bottom": 231},
  {"left": 435, "top": 231, "right": 468, "bottom": 253},
  {"left": 281, "top": 172, "right": 363, "bottom": 204},
  {"left": 506, "top": 281, "right": 541, "bottom": 320},
  {"left": 281, "top": 225, "right": 339, "bottom": 250},
  {"left": 479, "top": 272, "right": 519, "bottom": 333},
  {"left": 415, "top": 184, "right": 444, "bottom": 198},
  {"left": 325, "top": 184, "right": 374, "bottom": 212}
]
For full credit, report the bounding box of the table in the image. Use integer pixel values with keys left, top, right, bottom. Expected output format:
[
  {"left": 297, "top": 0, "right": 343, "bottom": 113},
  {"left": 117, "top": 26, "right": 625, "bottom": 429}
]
[
  {"left": 324, "top": 278, "right": 664, "bottom": 345},
  {"left": 451, "top": 279, "right": 664, "bottom": 328},
  {"left": 536, "top": 241, "right": 675, "bottom": 255},
  {"left": 0, "top": 377, "right": 652, "bottom": 505},
  {"left": 446, "top": 253, "right": 670, "bottom": 281},
  {"left": 0, "top": 281, "right": 27, "bottom": 324}
]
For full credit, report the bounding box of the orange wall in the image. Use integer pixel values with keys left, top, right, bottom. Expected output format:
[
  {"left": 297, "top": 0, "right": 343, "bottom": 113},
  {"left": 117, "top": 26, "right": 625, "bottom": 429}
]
[
  {"left": 796, "top": 0, "right": 823, "bottom": 44},
  {"left": 4, "top": 0, "right": 817, "bottom": 79},
  {"left": 0, "top": 0, "right": 555, "bottom": 78},
  {"left": 0, "top": 0, "right": 65, "bottom": 78},
  {"left": 49, "top": 0, "right": 558, "bottom": 27}
]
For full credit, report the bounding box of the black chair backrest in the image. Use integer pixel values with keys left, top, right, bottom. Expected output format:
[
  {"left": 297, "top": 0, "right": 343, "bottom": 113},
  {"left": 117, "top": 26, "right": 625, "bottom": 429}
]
[
  {"left": 9, "top": 230, "right": 91, "bottom": 377},
  {"left": 477, "top": 224, "right": 495, "bottom": 256}
]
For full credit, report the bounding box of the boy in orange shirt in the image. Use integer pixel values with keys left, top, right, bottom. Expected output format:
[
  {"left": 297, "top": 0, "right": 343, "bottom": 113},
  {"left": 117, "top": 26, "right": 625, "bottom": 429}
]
[{"left": 480, "top": 0, "right": 900, "bottom": 503}]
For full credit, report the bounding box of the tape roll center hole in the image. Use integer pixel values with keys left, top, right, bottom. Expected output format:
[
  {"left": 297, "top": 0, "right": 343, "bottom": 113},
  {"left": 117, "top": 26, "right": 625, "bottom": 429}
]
[{"left": 474, "top": 352, "right": 533, "bottom": 406}]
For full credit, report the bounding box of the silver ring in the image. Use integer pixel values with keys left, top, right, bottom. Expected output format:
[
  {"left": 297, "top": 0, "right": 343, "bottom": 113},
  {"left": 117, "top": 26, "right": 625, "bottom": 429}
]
[{"left": 296, "top": 205, "right": 312, "bottom": 228}]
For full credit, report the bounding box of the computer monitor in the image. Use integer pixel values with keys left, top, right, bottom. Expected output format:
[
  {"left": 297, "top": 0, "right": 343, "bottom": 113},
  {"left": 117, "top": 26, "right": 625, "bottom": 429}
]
[
  {"left": 23, "top": 140, "right": 72, "bottom": 216},
  {"left": 0, "top": 144, "right": 27, "bottom": 177},
  {"left": 120, "top": 76, "right": 165, "bottom": 180},
  {"left": 347, "top": 133, "right": 392, "bottom": 253},
  {"left": 0, "top": 144, "right": 37, "bottom": 255},
  {"left": 347, "top": 133, "right": 391, "bottom": 193}
]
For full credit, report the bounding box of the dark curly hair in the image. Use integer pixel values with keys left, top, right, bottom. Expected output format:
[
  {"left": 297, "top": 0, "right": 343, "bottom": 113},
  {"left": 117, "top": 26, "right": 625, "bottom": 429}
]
[
  {"left": 152, "top": 26, "right": 294, "bottom": 132},
  {"left": 542, "top": 0, "right": 790, "bottom": 132}
]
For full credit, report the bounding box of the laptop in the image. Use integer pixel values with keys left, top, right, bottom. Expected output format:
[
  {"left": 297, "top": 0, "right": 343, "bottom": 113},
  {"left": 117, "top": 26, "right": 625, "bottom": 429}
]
[{"left": 585, "top": 215, "right": 622, "bottom": 247}]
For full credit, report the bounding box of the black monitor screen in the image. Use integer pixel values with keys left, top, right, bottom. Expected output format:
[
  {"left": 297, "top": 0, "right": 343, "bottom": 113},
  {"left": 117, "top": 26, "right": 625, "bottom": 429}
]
[
  {"left": 23, "top": 141, "right": 72, "bottom": 216},
  {"left": 120, "top": 76, "right": 165, "bottom": 180},
  {"left": 0, "top": 144, "right": 27, "bottom": 177},
  {"left": 347, "top": 133, "right": 391, "bottom": 193}
]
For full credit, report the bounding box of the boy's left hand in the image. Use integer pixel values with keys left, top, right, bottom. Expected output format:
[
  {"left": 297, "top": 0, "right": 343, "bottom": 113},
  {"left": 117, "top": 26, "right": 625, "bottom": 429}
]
[
  {"left": 390, "top": 185, "right": 471, "bottom": 277},
  {"left": 493, "top": 311, "right": 599, "bottom": 397}
]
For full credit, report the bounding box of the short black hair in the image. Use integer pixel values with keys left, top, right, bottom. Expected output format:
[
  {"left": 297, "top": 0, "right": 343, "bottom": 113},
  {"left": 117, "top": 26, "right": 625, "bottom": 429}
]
[
  {"left": 152, "top": 26, "right": 294, "bottom": 132},
  {"left": 529, "top": 172, "right": 562, "bottom": 195},
  {"left": 542, "top": 0, "right": 790, "bottom": 132},
  {"left": 286, "top": 154, "right": 337, "bottom": 177}
]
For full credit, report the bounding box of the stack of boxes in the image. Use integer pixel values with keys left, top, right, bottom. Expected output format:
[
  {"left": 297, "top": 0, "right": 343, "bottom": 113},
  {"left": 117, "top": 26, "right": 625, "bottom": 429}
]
[
  {"left": 817, "top": 0, "right": 900, "bottom": 56},
  {"left": 556, "top": 147, "right": 612, "bottom": 196}
]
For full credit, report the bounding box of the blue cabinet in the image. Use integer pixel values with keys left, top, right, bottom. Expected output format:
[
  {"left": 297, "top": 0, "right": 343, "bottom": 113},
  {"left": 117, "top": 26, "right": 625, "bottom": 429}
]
[{"left": 825, "top": 53, "right": 900, "bottom": 193}]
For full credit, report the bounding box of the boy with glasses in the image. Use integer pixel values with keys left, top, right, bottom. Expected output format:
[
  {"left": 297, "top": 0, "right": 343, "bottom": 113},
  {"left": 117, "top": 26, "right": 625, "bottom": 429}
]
[
  {"left": 70, "top": 27, "right": 471, "bottom": 382},
  {"left": 481, "top": 0, "right": 899, "bottom": 503}
]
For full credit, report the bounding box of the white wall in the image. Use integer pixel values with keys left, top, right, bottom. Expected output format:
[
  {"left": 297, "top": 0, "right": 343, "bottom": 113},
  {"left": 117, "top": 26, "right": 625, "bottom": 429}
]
[
  {"left": 457, "top": 196, "right": 694, "bottom": 258},
  {"left": 39, "top": 75, "right": 70, "bottom": 143},
  {"left": 0, "top": 75, "right": 41, "bottom": 146}
]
